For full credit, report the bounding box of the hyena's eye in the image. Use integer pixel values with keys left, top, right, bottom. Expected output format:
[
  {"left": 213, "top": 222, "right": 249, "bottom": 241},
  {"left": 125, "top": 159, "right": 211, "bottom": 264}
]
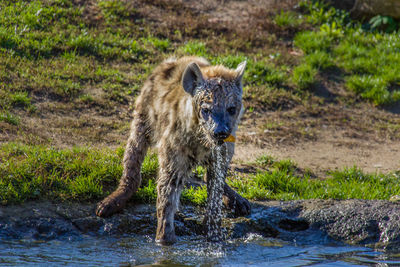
[
  {"left": 201, "top": 107, "right": 211, "bottom": 117},
  {"left": 227, "top": 107, "right": 236, "bottom": 116}
]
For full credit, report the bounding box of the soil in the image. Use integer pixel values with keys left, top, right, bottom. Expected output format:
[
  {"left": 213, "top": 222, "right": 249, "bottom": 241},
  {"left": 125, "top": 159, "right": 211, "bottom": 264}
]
[
  {"left": 235, "top": 136, "right": 400, "bottom": 176},
  {"left": 234, "top": 102, "right": 400, "bottom": 176},
  {"left": 2, "top": 0, "right": 400, "bottom": 177}
]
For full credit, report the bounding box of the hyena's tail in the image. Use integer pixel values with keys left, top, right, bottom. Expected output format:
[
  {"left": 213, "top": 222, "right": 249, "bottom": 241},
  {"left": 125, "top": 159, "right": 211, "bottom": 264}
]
[{"left": 96, "top": 112, "right": 150, "bottom": 217}]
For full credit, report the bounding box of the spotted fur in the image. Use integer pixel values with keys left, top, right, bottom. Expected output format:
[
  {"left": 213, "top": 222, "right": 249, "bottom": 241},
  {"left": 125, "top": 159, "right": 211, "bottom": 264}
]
[{"left": 96, "top": 56, "right": 251, "bottom": 244}]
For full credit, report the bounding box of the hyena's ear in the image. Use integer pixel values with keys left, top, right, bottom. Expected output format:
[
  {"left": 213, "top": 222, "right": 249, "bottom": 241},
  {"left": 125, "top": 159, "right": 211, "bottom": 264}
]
[
  {"left": 182, "top": 62, "right": 205, "bottom": 96},
  {"left": 235, "top": 61, "right": 247, "bottom": 87}
]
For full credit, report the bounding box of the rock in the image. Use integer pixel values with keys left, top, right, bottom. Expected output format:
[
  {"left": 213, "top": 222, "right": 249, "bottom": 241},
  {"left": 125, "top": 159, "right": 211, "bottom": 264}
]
[
  {"left": 324, "top": 0, "right": 356, "bottom": 11},
  {"left": 1, "top": 199, "right": 400, "bottom": 249},
  {"left": 299, "top": 199, "right": 400, "bottom": 249},
  {"left": 352, "top": 0, "right": 400, "bottom": 19},
  {"left": 325, "top": 0, "right": 400, "bottom": 19}
]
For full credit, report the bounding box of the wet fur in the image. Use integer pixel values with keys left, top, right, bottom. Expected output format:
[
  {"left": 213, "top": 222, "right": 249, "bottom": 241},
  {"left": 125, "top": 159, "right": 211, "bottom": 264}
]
[{"left": 96, "top": 56, "right": 251, "bottom": 244}]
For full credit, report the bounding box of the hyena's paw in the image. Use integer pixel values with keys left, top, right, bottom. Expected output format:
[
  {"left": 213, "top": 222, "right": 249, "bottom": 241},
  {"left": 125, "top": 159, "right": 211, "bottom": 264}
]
[
  {"left": 95, "top": 194, "right": 127, "bottom": 217},
  {"left": 156, "top": 232, "right": 177, "bottom": 245},
  {"left": 223, "top": 192, "right": 251, "bottom": 216}
]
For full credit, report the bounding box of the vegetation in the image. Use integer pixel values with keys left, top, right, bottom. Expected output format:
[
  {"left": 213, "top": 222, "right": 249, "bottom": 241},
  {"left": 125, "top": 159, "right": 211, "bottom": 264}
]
[
  {"left": 1, "top": 143, "right": 400, "bottom": 206},
  {"left": 229, "top": 155, "right": 400, "bottom": 201},
  {"left": 295, "top": 1, "right": 400, "bottom": 105},
  {"left": 1, "top": 0, "right": 400, "bottom": 206}
]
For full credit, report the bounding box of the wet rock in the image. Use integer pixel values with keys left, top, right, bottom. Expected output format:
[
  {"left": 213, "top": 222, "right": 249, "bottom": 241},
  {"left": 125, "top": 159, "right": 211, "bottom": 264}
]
[
  {"left": 299, "top": 199, "right": 400, "bottom": 249},
  {"left": 1, "top": 199, "right": 400, "bottom": 249},
  {"left": 71, "top": 217, "right": 103, "bottom": 233},
  {"left": 175, "top": 210, "right": 204, "bottom": 236},
  {"left": 278, "top": 219, "right": 309, "bottom": 232},
  {"left": 225, "top": 217, "right": 254, "bottom": 239},
  {"left": 0, "top": 216, "right": 79, "bottom": 240}
]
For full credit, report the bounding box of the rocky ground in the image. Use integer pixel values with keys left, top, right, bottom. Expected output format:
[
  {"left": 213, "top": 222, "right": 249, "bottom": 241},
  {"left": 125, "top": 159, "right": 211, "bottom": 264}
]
[{"left": 1, "top": 200, "right": 400, "bottom": 250}]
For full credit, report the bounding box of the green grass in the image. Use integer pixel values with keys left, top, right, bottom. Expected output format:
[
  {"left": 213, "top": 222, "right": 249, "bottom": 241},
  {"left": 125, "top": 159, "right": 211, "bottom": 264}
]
[
  {"left": 303, "top": 51, "right": 334, "bottom": 70},
  {"left": 274, "top": 10, "right": 303, "bottom": 28},
  {"left": 0, "top": 112, "right": 20, "bottom": 125},
  {"left": 1, "top": 143, "right": 399, "bottom": 206},
  {"left": 228, "top": 156, "right": 400, "bottom": 201},
  {"left": 0, "top": 143, "right": 207, "bottom": 205},
  {"left": 1, "top": 0, "right": 399, "bottom": 124},
  {"left": 0, "top": 0, "right": 168, "bottom": 121},
  {"left": 345, "top": 75, "right": 400, "bottom": 105},
  {"left": 293, "top": 0, "right": 400, "bottom": 105},
  {"left": 294, "top": 31, "right": 334, "bottom": 54},
  {"left": 292, "top": 63, "right": 318, "bottom": 90},
  {"left": 0, "top": 143, "right": 123, "bottom": 204},
  {"left": 179, "top": 41, "right": 209, "bottom": 57},
  {"left": 0, "top": 0, "right": 291, "bottom": 129}
]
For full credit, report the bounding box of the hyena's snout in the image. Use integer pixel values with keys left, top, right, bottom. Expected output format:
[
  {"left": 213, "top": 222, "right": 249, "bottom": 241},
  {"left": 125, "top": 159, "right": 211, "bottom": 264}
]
[
  {"left": 211, "top": 113, "right": 234, "bottom": 141},
  {"left": 213, "top": 124, "right": 230, "bottom": 140}
]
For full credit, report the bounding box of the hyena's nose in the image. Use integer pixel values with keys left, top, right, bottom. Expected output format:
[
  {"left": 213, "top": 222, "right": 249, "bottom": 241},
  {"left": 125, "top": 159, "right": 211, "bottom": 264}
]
[{"left": 213, "top": 128, "right": 230, "bottom": 140}]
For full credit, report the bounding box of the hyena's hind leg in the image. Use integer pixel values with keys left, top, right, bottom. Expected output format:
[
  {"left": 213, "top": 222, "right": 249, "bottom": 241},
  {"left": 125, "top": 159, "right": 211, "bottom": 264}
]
[{"left": 96, "top": 113, "right": 150, "bottom": 217}]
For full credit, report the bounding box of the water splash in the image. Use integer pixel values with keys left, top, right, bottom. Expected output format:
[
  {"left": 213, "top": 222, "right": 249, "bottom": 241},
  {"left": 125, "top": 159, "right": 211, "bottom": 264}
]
[{"left": 204, "top": 144, "right": 227, "bottom": 242}]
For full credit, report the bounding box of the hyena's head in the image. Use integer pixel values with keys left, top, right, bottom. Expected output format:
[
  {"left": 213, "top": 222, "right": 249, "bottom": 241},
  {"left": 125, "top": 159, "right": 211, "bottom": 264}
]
[{"left": 182, "top": 61, "right": 246, "bottom": 146}]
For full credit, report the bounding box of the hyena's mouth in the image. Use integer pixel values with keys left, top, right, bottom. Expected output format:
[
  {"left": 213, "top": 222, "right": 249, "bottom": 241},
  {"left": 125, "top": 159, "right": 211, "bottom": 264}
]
[
  {"left": 202, "top": 133, "right": 220, "bottom": 147},
  {"left": 216, "top": 139, "right": 224, "bottom": 146},
  {"left": 210, "top": 134, "right": 229, "bottom": 147}
]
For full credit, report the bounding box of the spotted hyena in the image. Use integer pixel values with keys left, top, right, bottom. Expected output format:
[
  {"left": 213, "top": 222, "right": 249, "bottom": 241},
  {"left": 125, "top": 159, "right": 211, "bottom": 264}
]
[{"left": 96, "top": 56, "right": 251, "bottom": 244}]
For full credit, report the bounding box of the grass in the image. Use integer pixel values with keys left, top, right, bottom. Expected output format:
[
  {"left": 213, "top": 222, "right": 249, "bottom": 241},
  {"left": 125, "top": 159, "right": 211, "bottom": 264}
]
[
  {"left": 0, "top": 143, "right": 206, "bottom": 205},
  {"left": 1, "top": 0, "right": 399, "bottom": 122},
  {"left": 227, "top": 155, "right": 400, "bottom": 201},
  {"left": 1, "top": 143, "right": 399, "bottom": 206},
  {"left": 274, "top": 10, "right": 303, "bottom": 28},
  {"left": 291, "top": 63, "right": 318, "bottom": 90},
  {"left": 1, "top": 0, "right": 400, "bottom": 206},
  {"left": 0, "top": 112, "right": 20, "bottom": 126},
  {"left": 293, "top": 0, "right": 400, "bottom": 105},
  {"left": 0, "top": 0, "right": 169, "bottom": 117}
]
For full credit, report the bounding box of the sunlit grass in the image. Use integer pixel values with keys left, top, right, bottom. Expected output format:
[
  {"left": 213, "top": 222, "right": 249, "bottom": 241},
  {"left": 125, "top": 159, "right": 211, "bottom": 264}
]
[
  {"left": 293, "top": 1, "right": 400, "bottom": 105},
  {"left": 274, "top": 10, "right": 303, "bottom": 28},
  {"left": 291, "top": 63, "right": 318, "bottom": 90},
  {"left": 228, "top": 156, "right": 400, "bottom": 201},
  {"left": 2, "top": 143, "right": 399, "bottom": 206},
  {"left": 0, "top": 143, "right": 207, "bottom": 206}
]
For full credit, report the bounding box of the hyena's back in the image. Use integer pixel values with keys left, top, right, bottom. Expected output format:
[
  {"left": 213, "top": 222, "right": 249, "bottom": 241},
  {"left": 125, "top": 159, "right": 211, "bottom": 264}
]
[
  {"left": 137, "top": 56, "right": 239, "bottom": 146},
  {"left": 136, "top": 57, "right": 208, "bottom": 143}
]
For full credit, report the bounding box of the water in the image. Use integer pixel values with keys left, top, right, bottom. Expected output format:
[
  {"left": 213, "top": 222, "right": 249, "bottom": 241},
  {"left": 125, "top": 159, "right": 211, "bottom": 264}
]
[
  {"left": 205, "top": 145, "right": 227, "bottom": 242},
  {"left": 2, "top": 234, "right": 400, "bottom": 266}
]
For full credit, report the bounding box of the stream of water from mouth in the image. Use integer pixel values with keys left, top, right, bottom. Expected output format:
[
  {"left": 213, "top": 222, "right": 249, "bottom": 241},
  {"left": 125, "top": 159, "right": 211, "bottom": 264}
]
[{"left": 205, "top": 145, "right": 226, "bottom": 242}]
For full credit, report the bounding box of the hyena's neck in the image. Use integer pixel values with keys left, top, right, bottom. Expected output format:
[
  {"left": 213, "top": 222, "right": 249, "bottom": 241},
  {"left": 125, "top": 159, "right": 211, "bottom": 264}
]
[
  {"left": 180, "top": 95, "right": 199, "bottom": 134},
  {"left": 176, "top": 95, "right": 212, "bottom": 157}
]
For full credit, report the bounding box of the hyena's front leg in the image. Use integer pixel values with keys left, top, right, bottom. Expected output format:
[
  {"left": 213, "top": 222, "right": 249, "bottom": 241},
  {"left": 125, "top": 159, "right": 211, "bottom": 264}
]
[
  {"left": 96, "top": 114, "right": 149, "bottom": 217},
  {"left": 156, "top": 149, "right": 189, "bottom": 245}
]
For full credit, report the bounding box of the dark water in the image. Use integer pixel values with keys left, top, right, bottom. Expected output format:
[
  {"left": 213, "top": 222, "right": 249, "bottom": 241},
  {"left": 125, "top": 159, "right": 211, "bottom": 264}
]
[{"left": 1, "top": 233, "right": 400, "bottom": 266}]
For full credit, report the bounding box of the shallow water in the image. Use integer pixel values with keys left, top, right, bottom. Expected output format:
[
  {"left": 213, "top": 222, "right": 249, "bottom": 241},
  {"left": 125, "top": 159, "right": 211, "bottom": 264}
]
[{"left": 1, "top": 233, "right": 400, "bottom": 266}]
